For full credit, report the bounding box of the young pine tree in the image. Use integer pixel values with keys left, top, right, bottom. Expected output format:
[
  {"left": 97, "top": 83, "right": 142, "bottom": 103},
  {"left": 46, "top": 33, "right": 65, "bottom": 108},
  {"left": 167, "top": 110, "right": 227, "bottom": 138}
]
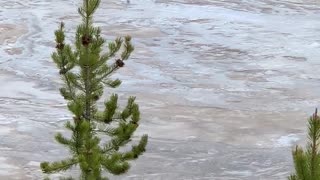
[
  {"left": 289, "top": 109, "right": 320, "bottom": 180},
  {"left": 40, "top": 0, "right": 148, "bottom": 179}
]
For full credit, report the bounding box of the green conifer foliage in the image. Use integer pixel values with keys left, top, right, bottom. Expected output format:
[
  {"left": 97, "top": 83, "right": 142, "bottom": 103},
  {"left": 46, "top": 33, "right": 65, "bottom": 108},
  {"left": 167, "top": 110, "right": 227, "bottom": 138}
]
[
  {"left": 289, "top": 109, "right": 320, "bottom": 180},
  {"left": 40, "top": 0, "right": 148, "bottom": 179}
]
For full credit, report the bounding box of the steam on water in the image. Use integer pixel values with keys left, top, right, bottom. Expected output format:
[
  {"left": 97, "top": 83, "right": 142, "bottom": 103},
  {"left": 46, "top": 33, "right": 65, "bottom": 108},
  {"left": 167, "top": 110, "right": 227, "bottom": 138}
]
[{"left": 0, "top": 0, "right": 320, "bottom": 179}]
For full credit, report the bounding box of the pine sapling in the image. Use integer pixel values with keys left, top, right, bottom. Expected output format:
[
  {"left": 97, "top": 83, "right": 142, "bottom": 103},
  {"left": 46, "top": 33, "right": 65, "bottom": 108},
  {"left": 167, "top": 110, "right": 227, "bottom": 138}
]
[
  {"left": 289, "top": 109, "right": 320, "bottom": 180},
  {"left": 40, "top": 0, "right": 148, "bottom": 179}
]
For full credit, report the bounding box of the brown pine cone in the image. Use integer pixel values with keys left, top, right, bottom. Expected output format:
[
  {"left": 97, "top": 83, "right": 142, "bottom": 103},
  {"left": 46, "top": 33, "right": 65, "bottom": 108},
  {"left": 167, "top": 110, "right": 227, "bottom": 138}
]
[
  {"left": 59, "top": 68, "right": 67, "bottom": 75},
  {"left": 116, "top": 59, "right": 125, "bottom": 67},
  {"left": 56, "top": 43, "right": 65, "bottom": 50},
  {"left": 81, "top": 35, "right": 92, "bottom": 46}
]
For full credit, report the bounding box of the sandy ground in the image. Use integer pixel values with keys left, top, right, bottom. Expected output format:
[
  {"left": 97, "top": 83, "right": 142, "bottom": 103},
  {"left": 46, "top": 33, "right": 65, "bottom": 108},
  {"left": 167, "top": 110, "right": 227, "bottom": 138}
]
[{"left": 1, "top": 0, "right": 320, "bottom": 179}]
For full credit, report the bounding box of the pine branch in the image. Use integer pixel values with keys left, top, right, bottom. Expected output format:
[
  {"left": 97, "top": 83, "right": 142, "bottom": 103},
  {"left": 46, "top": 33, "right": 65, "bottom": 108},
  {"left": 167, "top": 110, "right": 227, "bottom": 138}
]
[
  {"left": 102, "top": 79, "right": 122, "bottom": 88},
  {"left": 55, "top": 133, "right": 73, "bottom": 147},
  {"left": 309, "top": 110, "right": 319, "bottom": 178},
  {"left": 107, "top": 38, "right": 123, "bottom": 58},
  {"left": 102, "top": 94, "right": 118, "bottom": 123},
  {"left": 122, "top": 135, "right": 148, "bottom": 160},
  {"left": 101, "top": 154, "right": 130, "bottom": 175},
  {"left": 96, "top": 62, "right": 120, "bottom": 83},
  {"left": 53, "top": 23, "right": 77, "bottom": 101},
  {"left": 288, "top": 175, "right": 298, "bottom": 180},
  {"left": 121, "top": 36, "right": 134, "bottom": 60},
  {"left": 41, "top": 158, "right": 78, "bottom": 174}
]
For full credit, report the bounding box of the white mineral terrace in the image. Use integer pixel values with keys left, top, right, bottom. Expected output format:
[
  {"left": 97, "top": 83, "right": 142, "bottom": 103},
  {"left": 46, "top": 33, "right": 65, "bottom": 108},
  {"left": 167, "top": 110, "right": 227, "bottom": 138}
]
[{"left": 1, "top": 0, "right": 320, "bottom": 179}]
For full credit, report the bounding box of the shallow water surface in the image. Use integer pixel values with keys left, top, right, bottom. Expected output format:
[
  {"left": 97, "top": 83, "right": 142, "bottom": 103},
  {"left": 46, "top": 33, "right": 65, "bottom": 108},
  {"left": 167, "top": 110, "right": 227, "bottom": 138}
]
[{"left": 1, "top": 0, "right": 320, "bottom": 179}]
